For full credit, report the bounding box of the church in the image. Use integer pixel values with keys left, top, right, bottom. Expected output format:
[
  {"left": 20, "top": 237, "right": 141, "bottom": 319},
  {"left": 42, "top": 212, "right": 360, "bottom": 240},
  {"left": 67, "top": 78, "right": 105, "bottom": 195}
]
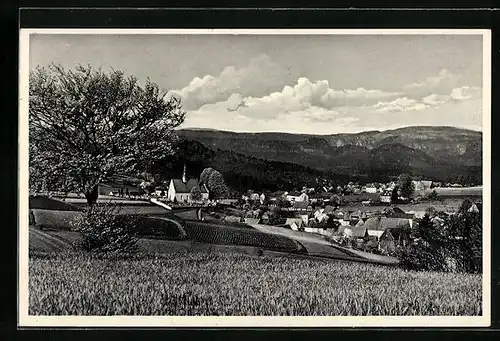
[{"left": 167, "top": 164, "right": 209, "bottom": 203}]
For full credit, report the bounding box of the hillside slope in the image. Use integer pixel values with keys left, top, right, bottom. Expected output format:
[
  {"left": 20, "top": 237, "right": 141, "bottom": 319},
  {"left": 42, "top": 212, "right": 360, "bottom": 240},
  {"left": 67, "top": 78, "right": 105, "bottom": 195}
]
[{"left": 174, "top": 127, "right": 482, "bottom": 186}]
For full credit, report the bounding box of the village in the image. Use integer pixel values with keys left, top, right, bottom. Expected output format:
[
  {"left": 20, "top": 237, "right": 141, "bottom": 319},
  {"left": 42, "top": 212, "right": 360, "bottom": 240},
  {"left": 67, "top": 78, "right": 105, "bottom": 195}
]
[{"left": 99, "top": 164, "right": 481, "bottom": 258}]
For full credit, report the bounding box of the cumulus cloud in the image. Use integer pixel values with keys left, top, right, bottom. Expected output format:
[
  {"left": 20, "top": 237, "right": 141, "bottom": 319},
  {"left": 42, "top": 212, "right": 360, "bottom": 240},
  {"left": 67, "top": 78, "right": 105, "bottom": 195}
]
[
  {"left": 421, "top": 94, "right": 450, "bottom": 106},
  {"left": 450, "top": 86, "right": 482, "bottom": 101},
  {"left": 244, "top": 77, "right": 402, "bottom": 112},
  {"left": 402, "top": 69, "right": 462, "bottom": 98},
  {"left": 370, "top": 97, "right": 430, "bottom": 113},
  {"left": 176, "top": 60, "right": 482, "bottom": 133},
  {"left": 170, "top": 54, "right": 294, "bottom": 110}
]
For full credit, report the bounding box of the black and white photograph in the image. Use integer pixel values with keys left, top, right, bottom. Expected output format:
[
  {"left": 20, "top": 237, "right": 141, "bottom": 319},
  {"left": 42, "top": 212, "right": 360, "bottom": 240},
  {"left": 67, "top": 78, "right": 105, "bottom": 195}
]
[{"left": 18, "top": 29, "right": 491, "bottom": 327}]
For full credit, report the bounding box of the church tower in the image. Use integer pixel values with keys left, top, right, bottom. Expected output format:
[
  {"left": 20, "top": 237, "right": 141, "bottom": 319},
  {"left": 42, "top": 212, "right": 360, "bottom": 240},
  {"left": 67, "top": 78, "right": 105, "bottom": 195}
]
[{"left": 182, "top": 163, "right": 187, "bottom": 184}]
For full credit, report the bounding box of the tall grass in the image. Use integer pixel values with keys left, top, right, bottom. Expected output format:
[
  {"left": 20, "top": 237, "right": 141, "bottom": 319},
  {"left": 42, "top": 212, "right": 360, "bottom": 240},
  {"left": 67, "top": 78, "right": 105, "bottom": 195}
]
[{"left": 29, "top": 252, "right": 481, "bottom": 316}]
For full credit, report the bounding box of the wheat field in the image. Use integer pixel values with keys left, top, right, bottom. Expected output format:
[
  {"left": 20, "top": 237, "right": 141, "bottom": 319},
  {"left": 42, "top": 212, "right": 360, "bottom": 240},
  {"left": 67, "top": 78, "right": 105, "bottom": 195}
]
[{"left": 29, "top": 251, "right": 482, "bottom": 316}]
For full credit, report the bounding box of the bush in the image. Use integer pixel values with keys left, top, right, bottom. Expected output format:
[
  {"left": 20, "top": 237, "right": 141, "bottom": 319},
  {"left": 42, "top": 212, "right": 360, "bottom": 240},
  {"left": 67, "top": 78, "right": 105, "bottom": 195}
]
[{"left": 72, "top": 204, "right": 139, "bottom": 253}]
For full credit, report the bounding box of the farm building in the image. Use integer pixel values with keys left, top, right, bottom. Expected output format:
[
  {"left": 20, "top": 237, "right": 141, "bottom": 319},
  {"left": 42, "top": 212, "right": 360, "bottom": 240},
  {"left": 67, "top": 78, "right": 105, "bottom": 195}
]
[
  {"left": 363, "top": 216, "right": 412, "bottom": 231},
  {"left": 366, "top": 229, "right": 396, "bottom": 254},
  {"left": 167, "top": 165, "right": 209, "bottom": 203},
  {"left": 363, "top": 216, "right": 412, "bottom": 246}
]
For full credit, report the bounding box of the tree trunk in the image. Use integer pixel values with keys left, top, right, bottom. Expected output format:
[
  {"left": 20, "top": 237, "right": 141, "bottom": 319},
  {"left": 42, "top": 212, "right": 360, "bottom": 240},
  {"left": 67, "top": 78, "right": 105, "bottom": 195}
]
[{"left": 85, "top": 184, "right": 99, "bottom": 207}]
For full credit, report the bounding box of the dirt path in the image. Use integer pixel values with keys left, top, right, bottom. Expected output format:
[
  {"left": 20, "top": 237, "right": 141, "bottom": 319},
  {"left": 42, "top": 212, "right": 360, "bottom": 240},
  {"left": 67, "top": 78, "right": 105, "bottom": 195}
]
[{"left": 248, "top": 223, "right": 398, "bottom": 265}]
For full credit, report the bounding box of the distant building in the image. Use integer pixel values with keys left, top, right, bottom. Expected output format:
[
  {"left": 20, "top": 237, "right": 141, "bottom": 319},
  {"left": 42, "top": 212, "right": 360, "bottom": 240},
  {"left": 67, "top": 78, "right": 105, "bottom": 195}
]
[
  {"left": 367, "top": 229, "right": 396, "bottom": 254},
  {"left": 380, "top": 191, "right": 392, "bottom": 203},
  {"left": 413, "top": 180, "right": 433, "bottom": 193},
  {"left": 285, "top": 218, "right": 303, "bottom": 231},
  {"left": 286, "top": 191, "right": 303, "bottom": 202},
  {"left": 363, "top": 216, "right": 412, "bottom": 245},
  {"left": 292, "top": 200, "right": 310, "bottom": 211},
  {"left": 167, "top": 164, "right": 209, "bottom": 203},
  {"left": 468, "top": 202, "right": 481, "bottom": 213},
  {"left": 154, "top": 187, "right": 168, "bottom": 197},
  {"left": 224, "top": 215, "right": 244, "bottom": 223}
]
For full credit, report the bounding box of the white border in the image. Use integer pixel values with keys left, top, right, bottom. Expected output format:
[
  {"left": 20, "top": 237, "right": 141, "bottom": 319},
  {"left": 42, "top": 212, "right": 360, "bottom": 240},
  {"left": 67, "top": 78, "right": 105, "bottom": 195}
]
[{"left": 18, "top": 28, "right": 492, "bottom": 328}]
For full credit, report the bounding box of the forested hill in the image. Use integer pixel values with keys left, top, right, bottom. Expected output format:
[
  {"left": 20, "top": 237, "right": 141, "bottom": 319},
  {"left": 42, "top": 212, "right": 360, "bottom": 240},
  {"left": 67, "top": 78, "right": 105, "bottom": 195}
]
[
  {"left": 177, "top": 126, "right": 482, "bottom": 168},
  {"left": 153, "top": 127, "right": 482, "bottom": 192}
]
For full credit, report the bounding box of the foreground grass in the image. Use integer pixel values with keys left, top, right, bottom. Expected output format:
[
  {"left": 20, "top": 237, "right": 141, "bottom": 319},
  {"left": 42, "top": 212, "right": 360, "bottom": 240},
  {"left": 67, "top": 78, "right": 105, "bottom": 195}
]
[{"left": 29, "top": 252, "right": 482, "bottom": 316}]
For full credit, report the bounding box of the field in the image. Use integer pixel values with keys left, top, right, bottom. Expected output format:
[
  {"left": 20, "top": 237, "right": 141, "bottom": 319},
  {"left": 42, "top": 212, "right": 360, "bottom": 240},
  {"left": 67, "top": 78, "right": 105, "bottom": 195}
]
[
  {"left": 433, "top": 186, "right": 482, "bottom": 197},
  {"left": 29, "top": 251, "right": 482, "bottom": 316},
  {"left": 182, "top": 220, "right": 305, "bottom": 254}
]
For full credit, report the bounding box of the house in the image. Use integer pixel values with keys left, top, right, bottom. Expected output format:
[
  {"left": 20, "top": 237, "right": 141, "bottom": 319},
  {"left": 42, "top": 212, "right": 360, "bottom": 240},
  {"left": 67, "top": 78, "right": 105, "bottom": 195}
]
[
  {"left": 347, "top": 225, "right": 368, "bottom": 240},
  {"left": 224, "top": 215, "right": 243, "bottom": 223},
  {"left": 380, "top": 191, "right": 392, "bottom": 203},
  {"left": 340, "top": 212, "right": 351, "bottom": 226},
  {"left": 431, "top": 216, "right": 445, "bottom": 227},
  {"left": 413, "top": 180, "right": 433, "bottom": 193},
  {"left": 297, "top": 192, "right": 310, "bottom": 202},
  {"left": 243, "top": 217, "right": 260, "bottom": 226},
  {"left": 292, "top": 201, "right": 310, "bottom": 211},
  {"left": 217, "top": 198, "right": 239, "bottom": 206},
  {"left": 363, "top": 216, "right": 412, "bottom": 246},
  {"left": 270, "top": 191, "right": 286, "bottom": 201},
  {"left": 384, "top": 207, "right": 415, "bottom": 220},
  {"left": 285, "top": 218, "right": 303, "bottom": 231},
  {"left": 286, "top": 191, "right": 302, "bottom": 202},
  {"left": 367, "top": 229, "right": 396, "bottom": 254},
  {"left": 154, "top": 187, "right": 168, "bottom": 197},
  {"left": 167, "top": 164, "right": 209, "bottom": 203},
  {"left": 249, "top": 193, "right": 260, "bottom": 201},
  {"left": 468, "top": 202, "right": 481, "bottom": 213},
  {"left": 363, "top": 216, "right": 412, "bottom": 231},
  {"left": 298, "top": 214, "right": 309, "bottom": 226}
]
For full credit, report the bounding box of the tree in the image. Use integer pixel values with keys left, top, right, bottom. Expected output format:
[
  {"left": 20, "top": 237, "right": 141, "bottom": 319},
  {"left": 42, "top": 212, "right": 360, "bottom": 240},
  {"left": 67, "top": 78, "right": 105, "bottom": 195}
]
[
  {"left": 29, "top": 64, "right": 185, "bottom": 206},
  {"left": 447, "top": 199, "right": 482, "bottom": 273},
  {"left": 391, "top": 187, "right": 399, "bottom": 203},
  {"left": 199, "top": 167, "right": 214, "bottom": 186},
  {"left": 189, "top": 185, "right": 202, "bottom": 202},
  {"left": 199, "top": 167, "right": 229, "bottom": 199},
  {"left": 329, "top": 194, "right": 341, "bottom": 206},
  {"left": 425, "top": 190, "right": 439, "bottom": 201},
  {"left": 397, "top": 214, "right": 448, "bottom": 272},
  {"left": 398, "top": 174, "right": 415, "bottom": 199}
]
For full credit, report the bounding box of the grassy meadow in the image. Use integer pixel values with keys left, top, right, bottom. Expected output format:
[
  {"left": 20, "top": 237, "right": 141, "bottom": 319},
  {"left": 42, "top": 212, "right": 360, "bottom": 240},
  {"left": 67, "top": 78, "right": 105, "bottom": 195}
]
[{"left": 29, "top": 251, "right": 482, "bottom": 316}]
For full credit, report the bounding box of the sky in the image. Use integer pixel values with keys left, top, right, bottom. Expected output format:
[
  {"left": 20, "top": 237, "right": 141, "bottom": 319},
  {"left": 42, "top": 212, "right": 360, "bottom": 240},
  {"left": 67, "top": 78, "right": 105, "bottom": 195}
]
[{"left": 30, "top": 33, "right": 485, "bottom": 134}]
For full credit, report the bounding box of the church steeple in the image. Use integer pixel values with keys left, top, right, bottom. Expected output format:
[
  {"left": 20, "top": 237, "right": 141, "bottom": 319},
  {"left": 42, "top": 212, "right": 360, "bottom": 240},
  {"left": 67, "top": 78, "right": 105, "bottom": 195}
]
[{"left": 182, "top": 163, "right": 187, "bottom": 183}]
